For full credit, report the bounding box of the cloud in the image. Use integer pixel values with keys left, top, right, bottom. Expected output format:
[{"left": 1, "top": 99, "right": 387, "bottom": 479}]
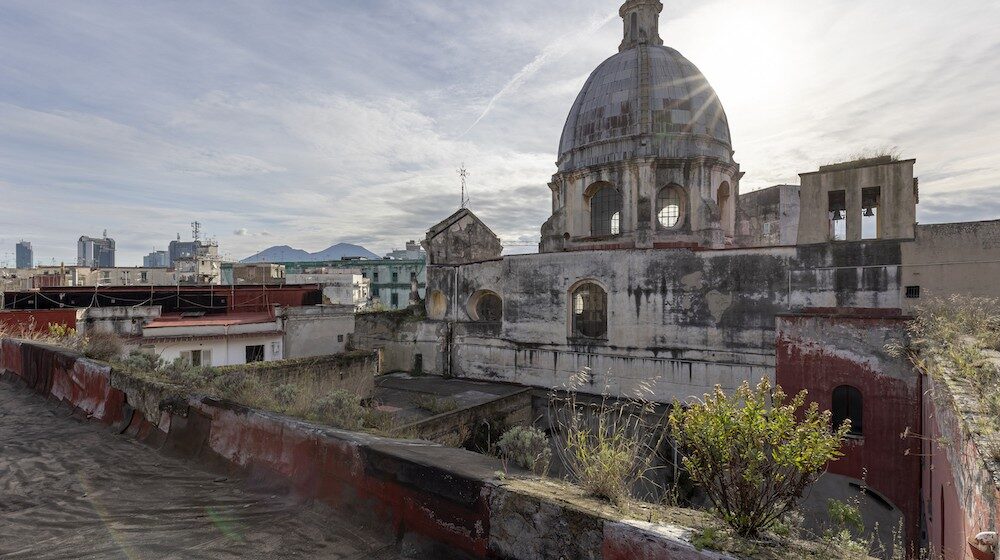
[
  {"left": 0, "top": 0, "right": 998, "bottom": 266},
  {"left": 462, "top": 8, "right": 618, "bottom": 135}
]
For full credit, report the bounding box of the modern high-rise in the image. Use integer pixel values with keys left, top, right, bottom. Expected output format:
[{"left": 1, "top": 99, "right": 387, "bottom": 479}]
[
  {"left": 15, "top": 241, "right": 33, "bottom": 269},
  {"left": 168, "top": 239, "right": 218, "bottom": 266},
  {"left": 78, "top": 234, "right": 115, "bottom": 268},
  {"left": 143, "top": 250, "right": 170, "bottom": 268}
]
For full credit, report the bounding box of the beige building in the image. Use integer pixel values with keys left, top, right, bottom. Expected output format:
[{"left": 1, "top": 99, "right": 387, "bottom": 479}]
[
  {"left": 287, "top": 269, "right": 371, "bottom": 309},
  {"left": 1, "top": 266, "right": 179, "bottom": 290},
  {"left": 797, "top": 157, "right": 918, "bottom": 244},
  {"left": 231, "top": 263, "right": 286, "bottom": 285}
]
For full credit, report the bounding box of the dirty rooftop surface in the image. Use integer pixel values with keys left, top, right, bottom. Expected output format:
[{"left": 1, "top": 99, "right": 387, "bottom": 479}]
[
  {"left": 374, "top": 372, "right": 525, "bottom": 423},
  {"left": 0, "top": 381, "right": 404, "bottom": 560}
]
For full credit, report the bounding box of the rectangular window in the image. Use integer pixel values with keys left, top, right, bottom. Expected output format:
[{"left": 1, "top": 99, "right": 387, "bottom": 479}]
[
  {"left": 391, "top": 272, "right": 398, "bottom": 283},
  {"left": 373, "top": 287, "right": 380, "bottom": 296},
  {"left": 862, "top": 187, "right": 881, "bottom": 239},
  {"left": 410, "top": 272, "right": 417, "bottom": 281},
  {"left": 905, "top": 286, "right": 921, "bottom": 299},
  {"left": 337, "top": 334, "right": 344, "bottom": 342},
  {"left": 373, "top": 272, "right": 379, "bottom": 282},
  {"left": 391, "top": 293, "right": 399, "bottom": 307},
  {"left": 828, "top": 190, "right": 847, "bottom": 241},
  {"left": 181, "top": 349, "right": 212, "bottom": 367},
  {"left": 245, "top": 345, "right": 265, "bottom": 363}
]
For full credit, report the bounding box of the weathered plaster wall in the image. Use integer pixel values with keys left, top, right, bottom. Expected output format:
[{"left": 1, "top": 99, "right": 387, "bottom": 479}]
[
  {"left": 0, "top": 338, "right": 738, "bottom": 560},
  {"left": 922, "top": 373, "right": 1000, "bottom": 560},
  {"left": 901, "top": 220, "right": 1000, "bottom": 313},
  {"left": 281, "top": 305, "right": 355, "bottom": 358},
  {"left": 82, "top": 305, "right": 161, "bottom": 336},
  {"left": 394, "top": 388, "right": 532, "bottom": 442},
  {"left": 425, "top": 210, "right": 503, "bottom": 266},
  {"left": 738, "top": 184, "right": 800, "bottom": 247},
  {"left": 352, "top": 312, "right": 448, "bottom": 375},
  {"left": 427, "top": 240, "right": 902, "bottom": 401},
  {"left": 798, "top": 159, "right": 917, "bottom": 244},
  {"left": 541, "top": 158, "right": 739, "bottom": 252},
  {"left": 775, "top": 314, "right": 920, "bottom": 550}
]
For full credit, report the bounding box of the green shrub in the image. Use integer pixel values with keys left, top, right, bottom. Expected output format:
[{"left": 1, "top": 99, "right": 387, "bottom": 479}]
[
  {"left": 83, "top": 331, "right": 123, "bottom": 362},
  {"left": 827, "top": 498, "right": 864, "bottom": 534},
  {"left": 308, "top": 390, "right": 365, "bottom": 431},
  {"left": 669, "top": 378, "right": 848, "bottom": 539},
  {"left": 411, "top": 394, "right": 459, "bottom": 415},
  {"left": 47, "top": 323, "right": 76, "bottom": 339},
  {"left": 497, "top": 426, "right": 551, "bottom": 475},
  {"left": 274, "top": 383, "right": 299, "bottom": 407},
  {"left": 120, "top": 350, "right": 165, "bottom": 372}
]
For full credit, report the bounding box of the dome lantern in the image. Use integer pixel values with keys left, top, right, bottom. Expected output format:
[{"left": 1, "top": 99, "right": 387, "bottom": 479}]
[{"left": 619, "top": 0, "right": 664, "bottom": 52}]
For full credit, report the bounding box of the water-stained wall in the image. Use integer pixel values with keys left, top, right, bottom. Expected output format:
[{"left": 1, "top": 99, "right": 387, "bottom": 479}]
[{"left": 425, "top": 240, "right": 903, "bottom": 401}]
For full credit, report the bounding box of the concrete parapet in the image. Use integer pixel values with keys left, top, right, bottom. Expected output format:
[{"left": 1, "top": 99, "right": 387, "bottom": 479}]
[{"left": 1, "top": 337, "right": 734, "bottom": 559}]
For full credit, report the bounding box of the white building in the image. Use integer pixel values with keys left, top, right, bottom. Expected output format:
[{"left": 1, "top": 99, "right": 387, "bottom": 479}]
[
  {"left": 140, "top": 312, "right": 284, "bottom": 366},
  {"left": 385, "top": 240, "right": 425, "bottom": 261}
]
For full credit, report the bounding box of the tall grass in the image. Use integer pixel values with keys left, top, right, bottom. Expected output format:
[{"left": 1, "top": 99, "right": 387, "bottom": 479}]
[
  {"left": 119, "top": 353, "right": 393, "bottom": 432},
  {"left": 547, "top": 369, "right": 668, "bottom": 506},
  {"left": 0, "top": 322, "right": 122, "bottom": 361},
  {"left": 903, "top": 295, "right": 1000, "bottom": 456}
]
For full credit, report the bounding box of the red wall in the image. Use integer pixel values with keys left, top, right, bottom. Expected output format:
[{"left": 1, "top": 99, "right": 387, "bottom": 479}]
[
  {"left": 922, "top": 375, "right": 1000, "bottom": 560},
  {"left": 0, "top": 309, "right": 79, "bottom": 335},
  {"left": 776, "top": 314, "right": 921, "bottom": 549}
]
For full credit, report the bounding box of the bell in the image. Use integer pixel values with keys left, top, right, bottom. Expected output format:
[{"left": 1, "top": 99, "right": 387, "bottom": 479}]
[
  {"left": 864, "top": 207, "right": 876, "bottom": 217},
  {"left": 832, "top": 210, "right": 845, "bottom": 221}
]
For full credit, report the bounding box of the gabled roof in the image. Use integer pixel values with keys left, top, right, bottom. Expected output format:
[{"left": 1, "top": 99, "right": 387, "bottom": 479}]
[{"left": 425, "top": 208, "right": 500, "bottom": 242}]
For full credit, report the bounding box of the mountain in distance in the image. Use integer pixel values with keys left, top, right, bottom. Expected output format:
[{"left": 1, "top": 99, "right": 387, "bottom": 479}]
[
  {"left": 310, "top": 243, "right": 380, "bottom": 261},
  {"left": 241, "top": 243, "right": 379, "bottom": 263}
]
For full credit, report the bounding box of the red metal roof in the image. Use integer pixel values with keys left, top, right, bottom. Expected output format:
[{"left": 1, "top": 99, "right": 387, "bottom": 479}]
[{"left": 145, "top": 312, "right": 276, "bottom": 328}]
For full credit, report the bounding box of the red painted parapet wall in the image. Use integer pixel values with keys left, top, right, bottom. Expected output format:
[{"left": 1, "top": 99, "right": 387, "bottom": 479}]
[
  {"left": 922, "top": 374, "right": 1000, "bottom": 560},
  {"left": 0, "top": 309, "right": 81, "bottom": 335},
  {"left": 0, "top": 338, "right": 729, "bottom": 560},
  {"left": 776, "top": 313, "right": 922, "bottom": 550}
]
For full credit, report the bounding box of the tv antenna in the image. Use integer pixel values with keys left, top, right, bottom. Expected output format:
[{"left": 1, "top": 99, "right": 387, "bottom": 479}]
[
  {"left": 191, "top": 221, "right": 201, "bottom": 241},
  {"left": 457, "top": 164, "right": 470, "bottom": 208}
]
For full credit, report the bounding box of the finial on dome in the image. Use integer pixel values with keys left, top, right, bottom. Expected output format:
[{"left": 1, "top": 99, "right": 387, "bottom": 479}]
[{"left": 619, "top": 0, "right": 664, "bottom": 52}]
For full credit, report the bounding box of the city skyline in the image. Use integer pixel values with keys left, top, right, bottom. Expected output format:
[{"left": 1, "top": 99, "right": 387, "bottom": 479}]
[{"left": 2, "top": 0, "right": 998, "bottom": 265}]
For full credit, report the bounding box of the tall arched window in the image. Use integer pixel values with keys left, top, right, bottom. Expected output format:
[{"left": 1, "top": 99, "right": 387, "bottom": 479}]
[
  {"left": 571, "top": 283, "right": 608, "bottom": 339},
  {"left": 657, "top": 186, "right": 683, "bottom": 229},
  {"left": 590, "top": 185, "right": 622, "bottom": 237},
  {"left": 833, "top": 385, "right": 863, "bottom": 436}
]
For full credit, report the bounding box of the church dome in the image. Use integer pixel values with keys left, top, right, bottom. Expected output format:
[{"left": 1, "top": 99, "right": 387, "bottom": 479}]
[{"left": 557, "top": 2, "right": 733, "bottom": 173}]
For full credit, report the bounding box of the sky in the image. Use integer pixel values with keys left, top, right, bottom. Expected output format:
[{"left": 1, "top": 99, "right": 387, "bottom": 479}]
[{"left": 1, "top": 0, "right": 998, "bottom": 266}]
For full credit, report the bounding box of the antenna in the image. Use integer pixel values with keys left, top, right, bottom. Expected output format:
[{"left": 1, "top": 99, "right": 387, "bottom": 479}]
[
  {"left": 191, "top": 221, "right": 201, "bottom": 241},
  {"left": 457, "top": 164, "right": 470, "bottom": 208}
]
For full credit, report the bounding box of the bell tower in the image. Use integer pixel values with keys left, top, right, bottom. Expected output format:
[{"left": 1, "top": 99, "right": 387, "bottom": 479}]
[{"left": 619, "top": 0, "right": 664, "bottom": 52}]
